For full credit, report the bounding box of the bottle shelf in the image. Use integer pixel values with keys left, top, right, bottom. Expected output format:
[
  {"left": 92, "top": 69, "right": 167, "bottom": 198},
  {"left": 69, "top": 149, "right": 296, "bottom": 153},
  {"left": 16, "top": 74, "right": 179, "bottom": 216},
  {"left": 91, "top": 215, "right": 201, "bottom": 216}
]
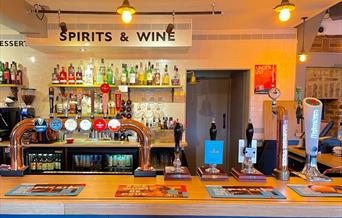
[
  {"left": 48, "top": 84, "right": 182, "bottom": 89},
  {"left": 53, "top": 113, "right": 112, "bottom": 118},
  {"left": 48, "top": 84, "right": 117, "bottom": 88},
  {"left": 0, "top": 84, "right": 21, "bottom": 87}
]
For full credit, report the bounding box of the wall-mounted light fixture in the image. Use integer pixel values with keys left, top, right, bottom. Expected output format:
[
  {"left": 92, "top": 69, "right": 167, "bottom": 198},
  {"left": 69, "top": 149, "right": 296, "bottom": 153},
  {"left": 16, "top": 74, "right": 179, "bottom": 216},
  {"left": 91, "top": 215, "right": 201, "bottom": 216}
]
[
  {"left": 166, "top": 11, "right": 175, "bottom": 34},
  {"left": 274, "top": 0, "right": 295, "bottom": 22},
  {"left": 58, "top": 9, "right": 67, "bottom": 33},
  {"left": 116, "top": 0, "right": 136, "bottom": 24},
  {"left": 299, "top": 17, "right": 308, "bottom": 63}
]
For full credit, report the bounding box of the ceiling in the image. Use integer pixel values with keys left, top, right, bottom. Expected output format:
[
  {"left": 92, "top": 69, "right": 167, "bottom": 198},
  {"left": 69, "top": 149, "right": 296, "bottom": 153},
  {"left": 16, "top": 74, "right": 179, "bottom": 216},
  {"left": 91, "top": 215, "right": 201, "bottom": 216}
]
[{"left": 25, "top": 0, "right": 341, "bottom": 30}]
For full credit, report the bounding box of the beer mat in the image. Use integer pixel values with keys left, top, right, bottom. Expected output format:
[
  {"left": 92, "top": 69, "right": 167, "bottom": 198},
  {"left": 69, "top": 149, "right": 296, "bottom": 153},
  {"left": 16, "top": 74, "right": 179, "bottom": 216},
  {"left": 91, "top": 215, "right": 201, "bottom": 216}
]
[
  {"left": 115, "top": 184, "right": 188, "bottom": 198},
  {"left": 288, "top": 185, "right": 342, "bottom": 197},
  {"left": 206, "top": 185, "right": 286, "bottom": 199},
  {"left": 5, "top": 183, "right": 85, "bottom": 196}
]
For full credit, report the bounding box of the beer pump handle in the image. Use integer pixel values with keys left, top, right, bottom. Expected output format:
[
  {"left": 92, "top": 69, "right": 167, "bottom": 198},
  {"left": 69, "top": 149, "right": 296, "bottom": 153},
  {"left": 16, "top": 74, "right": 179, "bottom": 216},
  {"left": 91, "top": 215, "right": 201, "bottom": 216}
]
[
  {"left": 174, "top": 122, "right": 182, "bottom": 152},
  {"left": 303, "top": 98, "right": 322, "bottom": 157},
  {"left": 209, "top": 119, "right": 217, "bottom": 141},
  {"left": 90, "top": 90, "right": 95, "bottom": 119},
  {"left": 246, "top": 122, "right": 254, "bottom": 148},
  {"left": 48, "top": 87, "right": 54, "bottom": 118}
]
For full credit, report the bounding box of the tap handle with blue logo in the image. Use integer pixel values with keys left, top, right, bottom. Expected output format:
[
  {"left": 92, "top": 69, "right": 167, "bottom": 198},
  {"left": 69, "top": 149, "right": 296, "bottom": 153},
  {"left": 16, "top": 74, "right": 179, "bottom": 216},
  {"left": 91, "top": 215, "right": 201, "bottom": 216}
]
[{"left": 303, "top": 97, "right": 322, "bottom": 157}]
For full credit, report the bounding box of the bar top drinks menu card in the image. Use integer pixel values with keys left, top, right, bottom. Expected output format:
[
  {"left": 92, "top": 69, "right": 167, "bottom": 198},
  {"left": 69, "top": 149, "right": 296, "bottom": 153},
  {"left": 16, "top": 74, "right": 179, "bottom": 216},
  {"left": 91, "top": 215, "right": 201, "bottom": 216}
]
[
  {"left": 5, "top": 183, "right": 85, "bottom": 196},
  {"left": 288, "top": 185, "right": 342, "bottom": 197},
  {"left": 115, "top": 184, "right": 188, "bottom": 198},
  {"left": 206, "top": 185, "right": 285, "bottom": 199}
]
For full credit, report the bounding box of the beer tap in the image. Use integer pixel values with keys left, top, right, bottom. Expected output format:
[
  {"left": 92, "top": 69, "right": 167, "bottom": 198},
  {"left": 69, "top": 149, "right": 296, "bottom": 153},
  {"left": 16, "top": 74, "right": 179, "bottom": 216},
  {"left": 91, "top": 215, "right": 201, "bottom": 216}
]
[
  {"left": 268, "top": 87, "right": 290, "bottom": 181},
  {"left": 241, "top": 121, "right": 256, "bottom": 174},
  {"left": 297, "top": 98, "right": 331, "bottom": 182},
  {"left": 48, "top": 87, "right": 54, "bottom": 118},
  {"left": 209, "top": 118, "right": 217, "bottom": 141},
  {"left": 173, "top": 122, "right": 183, "bottom": 173}
]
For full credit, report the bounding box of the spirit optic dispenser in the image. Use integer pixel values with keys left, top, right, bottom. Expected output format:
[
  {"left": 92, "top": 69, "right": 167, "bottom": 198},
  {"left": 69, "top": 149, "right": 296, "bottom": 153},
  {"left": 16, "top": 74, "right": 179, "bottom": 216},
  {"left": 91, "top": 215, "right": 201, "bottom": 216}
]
[{"left": 297, "top": 98, "right": 331, "bottom": 182}]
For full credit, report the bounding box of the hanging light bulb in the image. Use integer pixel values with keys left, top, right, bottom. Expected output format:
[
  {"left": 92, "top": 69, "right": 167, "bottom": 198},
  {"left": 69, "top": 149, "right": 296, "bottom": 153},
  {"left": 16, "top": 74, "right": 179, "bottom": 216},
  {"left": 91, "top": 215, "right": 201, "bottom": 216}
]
[
  {"left": 299, "top": 52, "right": 307, "bottom": 62},
  {"left": 298, "top": 17, "right": 308, "bottom": 63},
  {"left": 274, "top": 0, "right": 295, "bottom": 22},
  {"left": 279, "top": 9, "right": 291, "bottom": 22},
  {"left": 117, "top": 0, "right": 136, "bottom": 24}
]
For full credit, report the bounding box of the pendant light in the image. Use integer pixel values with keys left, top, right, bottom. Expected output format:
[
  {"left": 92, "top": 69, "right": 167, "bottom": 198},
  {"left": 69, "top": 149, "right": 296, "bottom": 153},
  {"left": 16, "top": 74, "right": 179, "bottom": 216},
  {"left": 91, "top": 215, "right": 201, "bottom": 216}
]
[
  {"left": 274, "top": 0, "right": 295, "bottom": 22},
  {"left": 299, "top": 17, "right": 308, "bottom": 63},
  {"left": 190, "top": 71, "right": 197, "bottom": 85},
  {"left": 117, "top": 0, "right": 136, "bottom": 24}
]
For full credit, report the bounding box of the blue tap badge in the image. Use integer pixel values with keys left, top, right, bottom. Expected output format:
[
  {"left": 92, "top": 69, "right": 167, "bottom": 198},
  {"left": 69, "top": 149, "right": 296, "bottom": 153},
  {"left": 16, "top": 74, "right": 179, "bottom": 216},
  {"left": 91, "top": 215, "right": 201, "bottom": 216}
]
[
  {"left": 50, "top": 118, "right": 63, "bottom": 132},
  {"left": 204, "top": 140, "right": 224, "bottom": 165},
  {"left": 34, "top": 118, "right": 48, "bottom": 133}
]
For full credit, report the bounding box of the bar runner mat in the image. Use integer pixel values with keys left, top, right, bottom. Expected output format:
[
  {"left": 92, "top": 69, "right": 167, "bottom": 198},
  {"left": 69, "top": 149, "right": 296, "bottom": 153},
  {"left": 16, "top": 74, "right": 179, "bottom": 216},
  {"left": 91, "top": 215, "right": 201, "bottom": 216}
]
[
  {"left": 5, "top": 183, "right": 85, "bottom": 196},
  {"left": 206, "top": 185, "right": 286, "bottom": 199},
  {"left": 288, "top": 184, "right": 342, "bottom": 197},
  {"left": 115, "top": 184, "right": 188, "bottom": 198}
]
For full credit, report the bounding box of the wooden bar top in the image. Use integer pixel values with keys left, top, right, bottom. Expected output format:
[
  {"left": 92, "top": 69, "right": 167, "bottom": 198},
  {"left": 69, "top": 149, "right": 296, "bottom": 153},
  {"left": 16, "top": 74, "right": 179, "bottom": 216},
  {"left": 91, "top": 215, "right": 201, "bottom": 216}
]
[
  {"left": 1, "top": 175, "right": 341, "bottom": 217},
  {"left": 288, "top": 147, "right": 342, "bottom": 168}
]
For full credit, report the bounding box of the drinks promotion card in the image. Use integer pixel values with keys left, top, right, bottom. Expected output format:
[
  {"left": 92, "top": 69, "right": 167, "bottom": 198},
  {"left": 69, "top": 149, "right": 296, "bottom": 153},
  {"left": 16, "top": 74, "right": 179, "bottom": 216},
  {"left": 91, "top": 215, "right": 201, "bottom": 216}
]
[
  {"left": 206, "top": 186, "right": 286, "bottom": 199},
  {"left": 254, "top": 64, "right": 277, "bottom": 94},
  {"left": 5, "top": 184, "right": 85, "bottom": 196},
  {"left": 204, "top": 140, "right": 224, "bottom": 165},
  {"left": 115, "top": 184, "right": 188, "bottom": 198},
  {"left": 288, "top": 185, "right": 342, "bottom": 197}
]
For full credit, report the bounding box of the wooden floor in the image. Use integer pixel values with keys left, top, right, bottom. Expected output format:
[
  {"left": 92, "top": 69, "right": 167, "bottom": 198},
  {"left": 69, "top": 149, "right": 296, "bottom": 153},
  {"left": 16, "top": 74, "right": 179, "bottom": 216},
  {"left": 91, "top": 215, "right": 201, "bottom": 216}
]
[{"left": 1, "top": 175, "right": 341, "bottom": 217}]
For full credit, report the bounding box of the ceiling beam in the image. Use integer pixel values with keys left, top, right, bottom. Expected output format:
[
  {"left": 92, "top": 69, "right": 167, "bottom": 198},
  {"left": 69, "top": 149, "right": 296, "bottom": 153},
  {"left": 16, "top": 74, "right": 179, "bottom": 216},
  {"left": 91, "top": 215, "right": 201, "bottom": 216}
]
[{"left": 0, "top": 0, "right": 47, "bottom": 37}]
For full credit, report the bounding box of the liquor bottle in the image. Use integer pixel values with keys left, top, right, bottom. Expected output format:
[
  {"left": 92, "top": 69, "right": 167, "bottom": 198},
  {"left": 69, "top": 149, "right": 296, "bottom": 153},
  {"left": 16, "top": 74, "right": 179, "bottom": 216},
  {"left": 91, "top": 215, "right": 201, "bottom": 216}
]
[
  {"left": 162, "top": 64, "right": 170, "bottom": 86},
  {"left": 144, "top": 63, "right": 148, "bottom": 85},
  {"left": 55, "top": 94, "right": 64, "bottom": 114},
  {"left": 108, "top": 93, "right": 116, "bottom": 116},
  {"left": 68, "top": 64, "right": 76, "bottom": 84},
  {"left": 84, "top": 58, "right": 94, "bottom": 85},
  {"left": 171, "top": 65, "right": 180, "bottom": 85},
  {"left": 16, "top": 64, "right": 23, "bottom": 85},
  {"left": 121, "top": 64, "right": 128, "bottom": 85},
  {"left": 96, "top": 58, "right": 105, "bottom": 85},
  {"left": 0, "top": 62, "right": 4, "bottom": 84},
  {"left": 52, "top": 67, "right": 59, "bottom": 84},
  {"left": 137, "top": 62, "right": 144, "bottom": 85},
  {"left": 3, "top": 62, "right": 11, "bottom": 84},
  {"left": 114, "top": 66, "right": 119, "bottom": 85},
  {"left": 146, "top": 62, "right": 153, "bottom": 85},
  {"left": 30, "top": 154, "right": 37, "bottom": 171},
  {"left": 154, "top": 62, "right": 161, "bottom": 85},
  {"left": 129, "top": 66, "right": 136, "bottom": 85},
  {"left": 106, "top": 64, "right": 113, "bottom": 85},
  {"left": 75, "top": 67, "right": 83, "bottom": 84},
  {"left": 10, "top": 61, "right": 17, "bottom": 84},
  {"left": 59, "top": 67, "right": 67, "bottom": 84}
]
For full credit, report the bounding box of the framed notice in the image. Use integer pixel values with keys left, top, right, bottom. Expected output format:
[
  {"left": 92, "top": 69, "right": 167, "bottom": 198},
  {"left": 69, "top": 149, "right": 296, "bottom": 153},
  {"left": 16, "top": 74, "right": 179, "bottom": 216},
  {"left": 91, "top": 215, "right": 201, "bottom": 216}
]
[{"left": 254, "top": 65, "right": 277, "bottom": 94}]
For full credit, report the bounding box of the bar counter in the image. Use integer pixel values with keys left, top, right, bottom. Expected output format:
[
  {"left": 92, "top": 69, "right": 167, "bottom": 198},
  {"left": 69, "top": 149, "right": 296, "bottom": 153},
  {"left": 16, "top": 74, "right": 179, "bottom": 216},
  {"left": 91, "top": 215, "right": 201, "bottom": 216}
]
[{"left": 1, "top": 175, "right": 342, "bottom": 217}]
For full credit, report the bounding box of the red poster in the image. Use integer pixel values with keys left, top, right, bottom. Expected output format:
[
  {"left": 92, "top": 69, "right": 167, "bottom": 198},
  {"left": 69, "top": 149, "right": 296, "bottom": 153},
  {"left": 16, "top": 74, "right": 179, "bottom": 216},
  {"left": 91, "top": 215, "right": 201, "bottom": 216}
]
[{"left": 254, "top": 65, "right": 276, "bottom": 94}]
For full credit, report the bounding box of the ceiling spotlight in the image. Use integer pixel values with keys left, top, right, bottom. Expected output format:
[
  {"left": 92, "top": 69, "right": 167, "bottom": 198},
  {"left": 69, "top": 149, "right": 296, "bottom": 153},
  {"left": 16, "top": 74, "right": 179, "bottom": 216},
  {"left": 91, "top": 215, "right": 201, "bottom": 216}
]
[
  {"left": 299, "top": 17, "right": 308, "bottom": 63},
  {"left": 58, "top": 9, "right": 67, "bottom": 33},
  {"left": 274, "top": 0, "right": 295, "bottom": 22},
  {"left": 166, "top": 11, "right": 175, "bottom": 34},
  {"left": 117, "top": 0, "right": 136, "bottom": 24},
  {"left": 80, "top": 48, "right": 86, "bottom": 52}
]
